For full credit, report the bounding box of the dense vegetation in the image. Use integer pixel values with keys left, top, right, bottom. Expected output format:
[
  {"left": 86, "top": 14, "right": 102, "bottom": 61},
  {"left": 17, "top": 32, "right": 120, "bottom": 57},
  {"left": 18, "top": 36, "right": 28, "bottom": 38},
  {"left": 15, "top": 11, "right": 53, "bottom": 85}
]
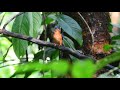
[{"left": 0, "top": 12, "right": 120, "bottom": 78}]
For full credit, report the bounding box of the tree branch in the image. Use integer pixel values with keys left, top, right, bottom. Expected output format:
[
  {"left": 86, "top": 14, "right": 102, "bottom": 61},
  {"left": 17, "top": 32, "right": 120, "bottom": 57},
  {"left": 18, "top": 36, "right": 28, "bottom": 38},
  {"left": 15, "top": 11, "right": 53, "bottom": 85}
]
[
  {"left": 0, "top": 29, "right": 90, "bottom": 60},
  {"left": 3, "top": 12, "right": 24, "bottom": 29}
]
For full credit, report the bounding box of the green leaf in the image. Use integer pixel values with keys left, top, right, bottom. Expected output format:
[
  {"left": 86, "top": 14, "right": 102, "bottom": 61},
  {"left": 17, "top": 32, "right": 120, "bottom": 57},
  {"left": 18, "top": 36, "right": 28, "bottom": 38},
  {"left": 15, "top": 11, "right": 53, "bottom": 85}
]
[
  {"left": 12, "top": 39, "right": 28, "bottom": 59},
  {"left": 72, "top": 60, "right": 96, "bottom": 78},
  {"left": 12, "top": 13, "right": 29, "bottom": 58},
  {"left": 56, "top": 14, "right": 83, "bottom": 46},
  {"left": 63, "top": 36, "right": 75, "bottom": 49},
  {"left": 12, "top": 12, "right": 42, "bottom": 59},
  {"left": 28, "top": 12, "right": 42, "bottom": 37}
]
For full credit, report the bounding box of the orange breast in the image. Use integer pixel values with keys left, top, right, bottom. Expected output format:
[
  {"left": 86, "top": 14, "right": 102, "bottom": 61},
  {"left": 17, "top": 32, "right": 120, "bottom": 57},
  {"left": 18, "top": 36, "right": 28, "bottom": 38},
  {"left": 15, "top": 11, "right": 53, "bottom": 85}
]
[{"left": 53, "top": 29, "right": 63, "bottom": 46}]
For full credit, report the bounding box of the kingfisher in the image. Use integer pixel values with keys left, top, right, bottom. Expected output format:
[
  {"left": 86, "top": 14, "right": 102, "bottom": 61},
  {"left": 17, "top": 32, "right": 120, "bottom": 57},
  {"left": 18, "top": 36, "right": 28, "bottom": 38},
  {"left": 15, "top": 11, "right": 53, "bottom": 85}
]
[{"left": 52, "top": 26, "right": 63, "bottom": 46}]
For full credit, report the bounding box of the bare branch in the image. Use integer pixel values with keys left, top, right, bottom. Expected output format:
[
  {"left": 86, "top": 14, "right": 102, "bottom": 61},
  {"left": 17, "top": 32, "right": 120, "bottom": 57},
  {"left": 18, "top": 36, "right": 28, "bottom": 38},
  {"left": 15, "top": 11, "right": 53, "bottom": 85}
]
[
  {"left": 3, "top": 12, "right": 24, "bottom": 29},
  {"left": 0, "top": 29, "right": 90, "bottom": 60}
]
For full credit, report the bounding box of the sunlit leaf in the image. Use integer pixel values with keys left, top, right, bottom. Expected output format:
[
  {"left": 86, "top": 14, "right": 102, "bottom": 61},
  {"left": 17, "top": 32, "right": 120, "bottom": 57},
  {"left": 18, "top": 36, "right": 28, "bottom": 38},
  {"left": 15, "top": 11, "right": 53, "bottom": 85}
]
[
  {"left": 12, "top": 13, "right": 29, "bottom": 58},
  {"left": 28, "top": 12, "right": 42, "bottom": 37},
  {"left": 12, "top": 12, "right": 42, "bottom": 59}
]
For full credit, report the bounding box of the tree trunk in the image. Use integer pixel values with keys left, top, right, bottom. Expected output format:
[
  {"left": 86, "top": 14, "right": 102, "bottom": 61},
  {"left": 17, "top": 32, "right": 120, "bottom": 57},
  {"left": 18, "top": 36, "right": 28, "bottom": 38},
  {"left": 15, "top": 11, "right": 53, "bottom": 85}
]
[{"left": 63, "top": 12, "right": 112, "bottom": 60}]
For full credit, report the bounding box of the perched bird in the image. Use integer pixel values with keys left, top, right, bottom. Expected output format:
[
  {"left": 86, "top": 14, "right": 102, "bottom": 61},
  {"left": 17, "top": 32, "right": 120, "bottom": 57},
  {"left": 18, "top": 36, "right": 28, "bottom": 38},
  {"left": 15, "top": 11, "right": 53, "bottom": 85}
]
[{"left": 52, "top": 26, "right": 63, "bottom": 46}]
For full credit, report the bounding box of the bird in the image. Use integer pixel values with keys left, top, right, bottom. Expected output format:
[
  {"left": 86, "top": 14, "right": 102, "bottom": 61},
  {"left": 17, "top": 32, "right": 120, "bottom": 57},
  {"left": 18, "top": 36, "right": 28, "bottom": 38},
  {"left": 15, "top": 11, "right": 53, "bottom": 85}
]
[{"left": 52, "top": 26, "right": 63, "bottom": 46}]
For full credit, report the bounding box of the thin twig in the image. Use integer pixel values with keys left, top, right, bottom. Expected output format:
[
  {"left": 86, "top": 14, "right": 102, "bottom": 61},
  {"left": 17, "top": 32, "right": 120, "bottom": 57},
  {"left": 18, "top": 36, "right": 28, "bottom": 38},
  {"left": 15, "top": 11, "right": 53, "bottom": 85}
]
[
  {"left": 3, "top": 44, "right": 13, "bottom": 61},
  {"left": 0, "top": 29, "right": 89, "bottom": 60},
  {"left": 77, "top": 12, "right": 94, "bottom": 44},
  {"left": 3, "top": 12, "right": 24, "bottom": 29}
]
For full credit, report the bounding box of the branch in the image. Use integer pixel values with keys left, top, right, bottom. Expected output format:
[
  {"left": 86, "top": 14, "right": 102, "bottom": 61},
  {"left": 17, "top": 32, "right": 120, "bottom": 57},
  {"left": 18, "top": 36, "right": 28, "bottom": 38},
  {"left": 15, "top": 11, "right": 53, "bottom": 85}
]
[
  {"left": 3, "top": 12, "right": 24, "bottom": 29},
  {"left": 0, "top": 29, "right": 90, "bottom": 60},
  {"left": 3, "top": 44, "right": 12, "bottom": 61}
]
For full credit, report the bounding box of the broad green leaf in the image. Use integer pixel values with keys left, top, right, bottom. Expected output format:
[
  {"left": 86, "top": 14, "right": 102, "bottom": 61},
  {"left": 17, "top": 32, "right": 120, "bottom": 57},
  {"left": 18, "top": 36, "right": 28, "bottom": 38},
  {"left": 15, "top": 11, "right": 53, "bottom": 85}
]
[
  {"left": 28, "top": 12, "right": 42, "bottom": 37},
  {"left": 63, "top": 36, "right": 75, "bottom": 49},
  {"left": 56, "top": 14, "right": 83, "bottom": 46},
  {"left": 12, "top": 39, "right": 28, "bottom": 59},
  {"left": 72, "top": 60, "right": 96, "bottom": 78},
  {"left": 12, "top": 13, "right": 29, "bottom": 58},
  {"left": 12, "top": 12, "right": 42, "bottom": 59}
]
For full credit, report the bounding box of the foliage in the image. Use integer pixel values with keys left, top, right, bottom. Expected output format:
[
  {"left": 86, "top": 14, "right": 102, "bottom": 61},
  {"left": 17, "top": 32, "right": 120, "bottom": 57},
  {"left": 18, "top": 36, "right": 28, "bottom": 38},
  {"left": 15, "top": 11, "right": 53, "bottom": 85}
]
[{"left": 1, "top": 12, "right": 120, "bottom": 78}]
